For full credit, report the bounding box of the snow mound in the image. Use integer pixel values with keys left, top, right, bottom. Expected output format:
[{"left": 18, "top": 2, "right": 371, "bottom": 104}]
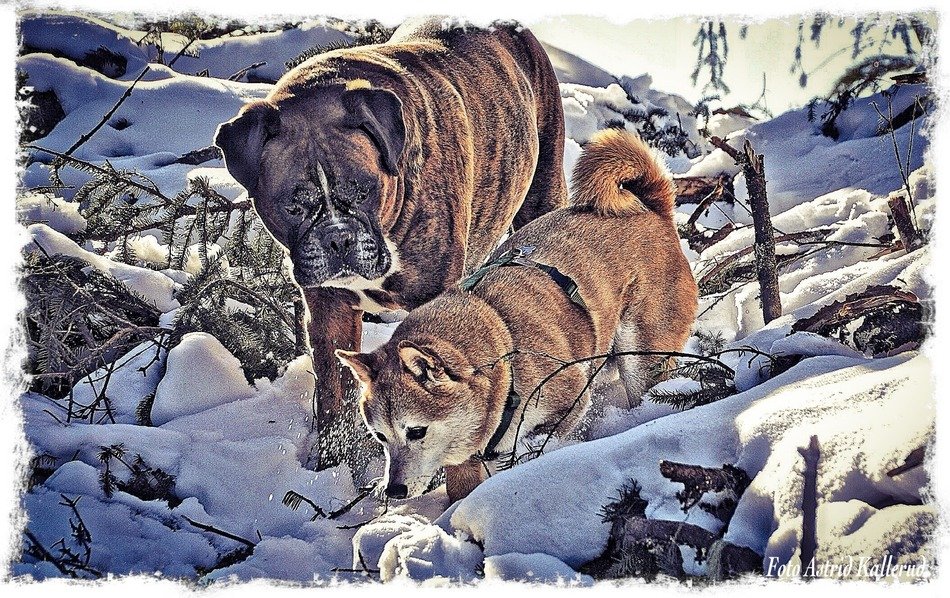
[
  {"left": 19, "top": 11, "right": 354, "bottom": 84},
  {"left": 70, "top": 340, "right": 167, "bottom": 424},
  {"left": 685, "top": 84, "right": 930, "bottom": 215},
  {"left": 19, "top": 52, "right": 269, "bottom": 197},
  {"left": 541, "top": 41, "right": 617, "bottom": 87},
  {"left": 378, "top": 523, "right": 483, "bottom": 584},
  {"left": 484, "top": 553, "right": 593, "bottom": 585},
  {"left": 151, "top": 332, "right": 255, "bottom": 425}
]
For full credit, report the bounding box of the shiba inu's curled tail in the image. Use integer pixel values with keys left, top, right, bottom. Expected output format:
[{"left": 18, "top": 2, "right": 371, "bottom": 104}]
[{"left": 570, "top": 128, "right": 676, "bottom": 220}]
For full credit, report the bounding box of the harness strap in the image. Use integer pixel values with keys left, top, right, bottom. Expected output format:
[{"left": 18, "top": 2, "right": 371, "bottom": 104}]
[
  {"left": 482, "top": 362, "right": 521, "bottom": 461},
  {"left": 459, "top": 245, "right": 588, "bottom": 310}
]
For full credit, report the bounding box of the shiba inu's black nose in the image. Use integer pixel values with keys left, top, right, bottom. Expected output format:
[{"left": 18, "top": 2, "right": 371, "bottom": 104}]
[{"left": 385, "top": 483, "right": 408, "bottom": 499}]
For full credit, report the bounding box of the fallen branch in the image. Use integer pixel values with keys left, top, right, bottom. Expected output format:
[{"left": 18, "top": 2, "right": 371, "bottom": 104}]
[
  {"left": 173, "top": 145, "right": 223, "bottom": 166},
  {"left": 659, "top": 461, "right": 751, "bottom": 516},
  {"left": 887, "top": 446, "right": 926, "bottom": 477},
  {"left": 791, "top": 284, "right": 923, "bottom": 356},
  {"left": 182, "top": 516, "right": 256, "bottom": 549},
  {"left": 675, "top": 173, "right": 734, "bottom": 208},
  {"left": 696, "top": 230, "right": 827, "bottom": 290}
]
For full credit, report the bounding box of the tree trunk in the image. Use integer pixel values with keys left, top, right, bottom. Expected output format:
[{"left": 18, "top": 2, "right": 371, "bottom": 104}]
[
  {"left": 709, "top": 136, "right": 782, "bottom": 323},
  {"left": 742, "top": 141, "right": 783, "bottom": 323},
  {"left": 888, "top": 195, "right": 923, "bottom": 253}
]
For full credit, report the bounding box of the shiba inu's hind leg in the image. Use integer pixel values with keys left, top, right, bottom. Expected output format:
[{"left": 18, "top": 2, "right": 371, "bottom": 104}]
[{"left": 611, "top": 319, "right": 652, "bottom": 409}]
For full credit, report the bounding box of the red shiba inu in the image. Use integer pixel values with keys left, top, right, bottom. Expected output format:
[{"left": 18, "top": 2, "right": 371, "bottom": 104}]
[{"left": 337, "top": 129, "right": 697, "bottom": 502}]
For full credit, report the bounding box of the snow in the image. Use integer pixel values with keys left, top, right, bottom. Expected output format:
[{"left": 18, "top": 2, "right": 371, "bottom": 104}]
[
  {"left": 17, "top": 192, "right": 86, "bottom": 235},
  {"left": 18, "top": 52, "right": 270, "bottom": 197},
  {"left": 19, "top": 11, "right": 354, "bottom": 84},
  {"left": 14, "top": 10, "right": 937, "bottom": 588},
  {"left": 367, "top": 353, "right": 931, "bottom": 581},
  {"left": 684, "top": 83, "right": 930, "bottom": 216},
  {"left": 377, "top": 523, "right": 483, "bottom": 583},
  {"left": 70, "top": 340, "right": 167, "bottom": 424},
  {"left": 150, "top": 332, "right": 255, "bottom": 425},
  {"left": 483, "top": 553, "right": 594, "bottom": 585}
]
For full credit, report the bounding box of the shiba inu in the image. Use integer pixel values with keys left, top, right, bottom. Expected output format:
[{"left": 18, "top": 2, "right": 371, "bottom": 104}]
[{"left": 337, "top": 129, "right": 697, "bottom": 502}]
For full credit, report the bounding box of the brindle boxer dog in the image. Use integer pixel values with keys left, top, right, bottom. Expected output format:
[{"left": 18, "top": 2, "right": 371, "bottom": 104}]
[{"left": 214, "top": 18, "right": 566, "bottom": 469}]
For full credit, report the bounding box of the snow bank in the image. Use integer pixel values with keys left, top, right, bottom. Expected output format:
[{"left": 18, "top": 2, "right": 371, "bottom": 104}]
[
  {"left": 685, "top": 84, "right": 931, "bottom": 215},
  {"left": 18, "top": 355, "right": 363, "bottom": 581},
  {"left": 16, "top": 461, "right": 219, "bottom": 578},
  {"left": 542, "top": 41, "right": 617, "bottom": 88},
  {"left": 19, "top": 52, "right": 269, "bottom": 197},
  {"left": 19, "top": 11, "right": 353, "bottom": 84}
]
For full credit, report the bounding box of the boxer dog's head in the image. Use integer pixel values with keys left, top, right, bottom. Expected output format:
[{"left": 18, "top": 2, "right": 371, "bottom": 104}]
[{"left": 214, "top": 82, "right": 405, "bottom": 287}]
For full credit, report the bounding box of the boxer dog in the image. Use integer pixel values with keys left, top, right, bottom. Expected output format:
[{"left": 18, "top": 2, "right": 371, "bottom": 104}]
[{"left": 215, "top": 18, "right": 566, "bottom": 468}]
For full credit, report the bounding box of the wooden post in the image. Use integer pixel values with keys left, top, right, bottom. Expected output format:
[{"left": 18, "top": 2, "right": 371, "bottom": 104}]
[
  {"left": 888, "top": 195, "right": 923, "bottom": 253},
  {"left": 710, "top": 136, "right": 783, "bottom": 323},
  {"left": 797, "top": 435, "right": 820, "bottom": 578}
]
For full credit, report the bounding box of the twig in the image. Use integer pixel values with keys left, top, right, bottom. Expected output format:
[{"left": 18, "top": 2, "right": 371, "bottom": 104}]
[
  {"left": 182, "top": 516, "right": 256, "bottom": 548},
  {"left": 228, "top": 61, "right": 267, "bottom": 82},
  {"left": 328, "top": 484, "right": 377, "bottom": 520},
  {"left": 282, "top": 490, "right": 328, "bottom": 519},
  {"left": 167, "top": 37, "right": 197, "bottom": 68},
  {"left": 685, "top": 178, "right": 726, "bottom": 229},
  {"left": 64, "top": 67, "right": 151, "bottom": 157},
  {"left": 871, "top": 98, "right": 918, "bottom": 222},
  {"left": 23, "top": 530, "right": 88, "bottom": 579}
]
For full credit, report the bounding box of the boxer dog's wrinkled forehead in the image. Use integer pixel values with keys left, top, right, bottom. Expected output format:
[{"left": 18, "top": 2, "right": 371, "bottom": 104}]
[{"left": 214, "top": 81, "right": 405, "bottom": 287}]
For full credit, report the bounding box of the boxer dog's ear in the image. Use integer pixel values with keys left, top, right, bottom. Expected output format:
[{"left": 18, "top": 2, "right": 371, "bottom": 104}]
[
  {"left": 214, "top": 102, "right": 280, "bottom": 197},
  {"left": 342, "top": 88, "right": 406, "bottom": 175}
]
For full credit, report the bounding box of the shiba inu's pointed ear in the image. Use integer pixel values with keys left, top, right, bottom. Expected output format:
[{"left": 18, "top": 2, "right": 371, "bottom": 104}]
[
  {"left": 397, "top": 340, "right": 449, "bottom": 384},
  {"left": 335, "top": 350, "right": 375, "bottom": 385}
]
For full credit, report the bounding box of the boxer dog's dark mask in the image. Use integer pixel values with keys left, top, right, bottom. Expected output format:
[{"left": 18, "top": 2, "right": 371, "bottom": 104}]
[{"left": 215, "top": 83, "right": 404, "bottom": 287}]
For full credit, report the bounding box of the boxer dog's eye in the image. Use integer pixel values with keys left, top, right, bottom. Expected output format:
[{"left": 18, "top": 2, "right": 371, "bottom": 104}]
[
  {"left": 284, "top": 204, "right": 305, "bottom": 218},
  {"left": 406, "top": 426, "right": 427, "bottom": 441}
]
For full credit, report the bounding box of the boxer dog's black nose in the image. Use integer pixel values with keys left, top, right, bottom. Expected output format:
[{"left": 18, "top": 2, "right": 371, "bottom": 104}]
[
  {"left": 324, "top": 225, "right": 355, "bottom": 257},
  {"left": 385, "top": 483, "right": 408, "bottom": 499}
]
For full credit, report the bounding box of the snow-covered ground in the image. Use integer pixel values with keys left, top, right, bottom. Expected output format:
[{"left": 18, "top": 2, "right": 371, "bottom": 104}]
[{"left": 12, "top": 12, "right": 937, "bottom": 587}]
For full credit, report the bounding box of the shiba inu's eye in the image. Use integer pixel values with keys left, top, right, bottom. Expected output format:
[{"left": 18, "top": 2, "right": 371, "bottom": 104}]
[
  {"left": 406, "top": 426, "right": 428, "bottom": 441},
  {"left": 374, "top": 431, "right": 387, "bottom": 443}
]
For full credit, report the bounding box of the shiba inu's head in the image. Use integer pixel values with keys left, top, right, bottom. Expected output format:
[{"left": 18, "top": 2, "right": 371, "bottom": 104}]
[{"left": 336, "top": 337, "right": 507, "bottom": 499}]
